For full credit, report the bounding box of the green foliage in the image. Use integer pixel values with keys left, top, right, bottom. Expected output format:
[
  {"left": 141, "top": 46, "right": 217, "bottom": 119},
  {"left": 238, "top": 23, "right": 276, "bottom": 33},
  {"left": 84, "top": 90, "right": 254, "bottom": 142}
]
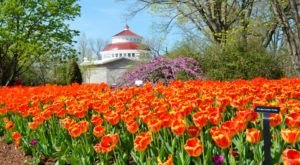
[
  {"left": 68, "top": 60, "right": 82, "bottom": 84},
  {"left": 200, "top": 41, "right": 284, "bottom": 80},
  {"left": 0, "top": 0, "right": 80, "bottom": 85},
  {"left": 175, "top": 70, "right": 197, "bottom": 81},
  {"left": 167, "top": 38, "right": 203, "bottom": 62}
]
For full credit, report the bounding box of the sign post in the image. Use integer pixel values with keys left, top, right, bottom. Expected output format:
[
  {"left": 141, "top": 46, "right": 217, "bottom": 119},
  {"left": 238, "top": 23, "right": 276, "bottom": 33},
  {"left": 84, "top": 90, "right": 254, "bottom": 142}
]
[{"left": 254, "top": 106, "right": 280, "bottom": 165}]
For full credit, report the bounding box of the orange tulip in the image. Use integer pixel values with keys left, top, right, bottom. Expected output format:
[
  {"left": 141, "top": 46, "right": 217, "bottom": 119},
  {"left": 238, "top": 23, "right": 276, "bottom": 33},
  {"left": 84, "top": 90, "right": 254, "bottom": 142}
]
[
  {"left": 78, "top": 120, "right": 89, "bottom": 133},
  {"left": 12, "top": 131, "right": 21, "bottom": 141},
  {"left": 3, "top": 117, "right": 9, "bottom": 123},
  {"left": 192, "top": 111, "right": 208, "bottom": 128},
  {"left": 91, "top": 115, "right": 103, "bottom": 126},
  {"left": 282, "top": 149, "right": 300, "bottom": 165},
  {"left": 60, "top": 117, "right": 76, "bottom": 130},
  {"left": 94, "top": 133, "right": 119, "bottom": 153},
  {"left": 286, "top": 112, "right": 300, "bottom": 128},
  {"left": 270, "top": 114, "right": 282, "bottom": 127},
  {"left": 159, "top": 112, "right": 172, "bottom": 128},
  {"left": 121, "top": 111, "right": 135, "bottom": 123},
  {"left": 236, "top": 110, "right": 258, "bottom": 122},
  {"left": 15, "top": 139, "right": 21, "bottom": 147},
  {"left": 126, "top": 120, "right": 139, "bottom": 134},
  {"left": 68, "top": 125, "right": 82, "bottom": 138},
  {"left": 210, "top": 126, "right": 219, "bottom": 136},
  {"left": 147, "top": 118, "right": 162, "bottom": 133},
  {"left": 211, "top": 130, "right": 232, "bottom": 149},
  {"left": 220, "top": 121, "right": 238, "bottom": 137},
  {"left": 171, "top": 119, "right": 186, "bottom": 136},
  {"left": 246, "top": 128, "right": 261, "bottom": 144},
  {"left": 184, "top": 137, "right": 203, "bottom": 157},
  {"left": 55, "top": 108, "right": 67, "bottom": 118},
  {"left": 28, "top": 121, "right": 39, "bottom": 130},
  {"left": 104, "top": 111, "right": 120, "bottom": 125},
  {"left": 157, "top": 154, "right": 173, "bottom": 165},
  {"left": 208, "top": 110, "right": 222, "bottom": 125},
  {"left": 234, "top": 119, "right": 247, "bottom": 132},
  {"left": 134, "top": 132, "right": 152, "bottom": 151},
  {"left": 281, "top": 129, "right": 300, "bottom": 144},
  {"left": 187, "top": 125, "right": 200, "bottom": 137},
  {"left": 5, "top": 121, "right": 14, "bottom": 130},
  {"left": 93, "top": 125, "right": 105, "bottom": 137}
]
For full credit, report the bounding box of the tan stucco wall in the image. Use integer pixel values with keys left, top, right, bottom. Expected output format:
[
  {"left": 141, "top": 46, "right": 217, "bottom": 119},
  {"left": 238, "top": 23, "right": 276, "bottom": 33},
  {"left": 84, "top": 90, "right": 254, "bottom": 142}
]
[
  {"left": 82, "top": 67, "right": 107, "bottom": 84},
  {"left": 82, "top": 58, "right": 134, "bottom": 85}
]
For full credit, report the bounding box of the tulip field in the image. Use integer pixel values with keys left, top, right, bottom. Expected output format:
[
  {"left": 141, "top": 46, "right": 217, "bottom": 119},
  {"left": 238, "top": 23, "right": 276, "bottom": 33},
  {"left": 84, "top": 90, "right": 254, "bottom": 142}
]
[{"left": 1, "top": 78, "right": 300, "bottom": 164}]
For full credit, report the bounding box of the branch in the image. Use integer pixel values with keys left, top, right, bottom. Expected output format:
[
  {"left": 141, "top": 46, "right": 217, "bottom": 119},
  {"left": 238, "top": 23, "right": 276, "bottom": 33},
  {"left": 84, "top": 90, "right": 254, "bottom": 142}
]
[{"left": 262, "top": 22, "right": 278, "bottom": 48}]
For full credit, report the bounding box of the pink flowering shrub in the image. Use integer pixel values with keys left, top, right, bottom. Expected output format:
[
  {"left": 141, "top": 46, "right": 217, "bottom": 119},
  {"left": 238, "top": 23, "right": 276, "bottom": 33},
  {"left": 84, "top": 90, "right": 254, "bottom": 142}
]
[{"left": 118, "top": 57, "right": 203, "bottom": 86}]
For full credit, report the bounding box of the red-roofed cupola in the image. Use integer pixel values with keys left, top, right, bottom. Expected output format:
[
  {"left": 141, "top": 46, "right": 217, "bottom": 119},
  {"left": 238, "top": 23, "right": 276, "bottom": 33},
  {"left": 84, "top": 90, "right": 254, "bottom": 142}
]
[
  {"left": 112, "top": 25, "right": 141, "bottom": 38},
  {"left": 100, "top": 25, "right": 149, "bottom": 61}
]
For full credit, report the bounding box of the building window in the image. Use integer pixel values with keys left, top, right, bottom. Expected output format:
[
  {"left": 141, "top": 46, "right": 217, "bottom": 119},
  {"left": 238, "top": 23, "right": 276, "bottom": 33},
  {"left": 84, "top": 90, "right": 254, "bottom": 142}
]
[
  {"left": 132, "top": 53, "right": 135, "bottom": 57},
  {"left": 116, "top": 53, "right": 118, "bottom": 57},
  {"left": 120, "top": 53, "right": 122, "bottom": 57},
  {"left": 128, "top": 53, "right": 131, "bottom": 57}
]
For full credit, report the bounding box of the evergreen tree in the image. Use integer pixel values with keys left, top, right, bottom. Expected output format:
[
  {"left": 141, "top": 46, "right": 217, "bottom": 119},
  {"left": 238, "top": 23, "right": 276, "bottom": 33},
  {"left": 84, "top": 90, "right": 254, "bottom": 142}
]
[{"left": 68, "top": 60, "right": 82, "bottom": 84}]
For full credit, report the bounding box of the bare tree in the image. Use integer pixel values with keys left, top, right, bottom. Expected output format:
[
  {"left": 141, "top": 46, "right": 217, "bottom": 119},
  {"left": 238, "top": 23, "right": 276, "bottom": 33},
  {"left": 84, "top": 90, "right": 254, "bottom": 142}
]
[
  {"left": 140, "top": 36, "right": 166, "bottom": 57},
  {"left": 270, "top": 0, "right": 300, "bottom": 69},
  {"left": 124, "top": 0, "right": 255, "bottom": 44},
  {"left": 78, "top": 33, "right": 93, "bottom": 61},
  {"left": 89, "top": 38, "right": 108, "bottom": 60}
]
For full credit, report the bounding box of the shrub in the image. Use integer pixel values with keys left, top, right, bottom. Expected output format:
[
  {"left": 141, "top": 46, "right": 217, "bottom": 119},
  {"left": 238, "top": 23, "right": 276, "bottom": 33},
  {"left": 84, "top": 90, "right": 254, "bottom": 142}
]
[
  {"left": 118, "top": 57, "right": 203, "bottom": 86},
  {"left": 200, "top": 41, "right": 284, "bottom": 80},
  {"left": 68, "top": 60, "right": 82, "bottom": 84}
]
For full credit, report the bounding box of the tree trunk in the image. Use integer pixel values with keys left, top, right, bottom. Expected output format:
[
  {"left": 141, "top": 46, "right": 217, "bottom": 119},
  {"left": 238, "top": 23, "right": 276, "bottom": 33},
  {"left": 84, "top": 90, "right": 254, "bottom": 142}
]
[
  {"left": 270, "top": 0, "right": 300, "bottom": 70},
  {"left": 4, "top": 54, "right": 18, "bottom": 86}
]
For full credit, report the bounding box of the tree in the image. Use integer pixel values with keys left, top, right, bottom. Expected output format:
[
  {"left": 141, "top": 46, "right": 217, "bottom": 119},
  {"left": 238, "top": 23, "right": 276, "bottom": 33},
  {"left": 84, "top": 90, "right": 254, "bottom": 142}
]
[
  {"left": 0, "top": 0, "right": 80, "bottom": 86},
  {"left": 68, "top": 60, "right": 82, "bottom": 84},
  {"left": 77, "top": 33, "right": 107, "bottom": 61},
  {"left": 124, "top": 0, "right": 255, "bottom": 44},
  {"left": 269, "top": 0, "right": 300, "bottom": 69},
  {"left": 140, "top": 36, "right": 166, "bottom": 57},
  {"left": 78, "top": 33, "right": 93, "bottom": 62},
  {"left": 89, "top": 38, "right": 107, "bottom": 60}
]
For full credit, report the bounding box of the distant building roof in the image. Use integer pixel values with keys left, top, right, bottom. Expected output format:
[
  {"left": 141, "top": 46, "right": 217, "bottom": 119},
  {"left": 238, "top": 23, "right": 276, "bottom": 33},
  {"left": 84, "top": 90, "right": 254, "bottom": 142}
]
[
  {"left": 112, "top": 24, "right": 140, "bottom": 37},
  {"left": 103, "top": 42, "right": 141, "bottom": 51}
]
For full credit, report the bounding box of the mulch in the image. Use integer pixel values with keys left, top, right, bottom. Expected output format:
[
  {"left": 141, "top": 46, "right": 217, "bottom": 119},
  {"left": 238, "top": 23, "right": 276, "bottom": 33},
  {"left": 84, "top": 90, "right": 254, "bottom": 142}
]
[
  {"left": 0, "top": 140, "right": 31, "bottom": 165},
  {"left": 0, "top": 137, "right": 56, "bottom": 165}
]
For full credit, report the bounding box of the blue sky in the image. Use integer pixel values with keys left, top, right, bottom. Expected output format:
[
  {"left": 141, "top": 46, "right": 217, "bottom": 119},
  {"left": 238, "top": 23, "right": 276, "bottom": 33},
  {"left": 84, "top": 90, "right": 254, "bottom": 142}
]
[{"left": 70, "top": 0, "right": 182, "bottom": 49}]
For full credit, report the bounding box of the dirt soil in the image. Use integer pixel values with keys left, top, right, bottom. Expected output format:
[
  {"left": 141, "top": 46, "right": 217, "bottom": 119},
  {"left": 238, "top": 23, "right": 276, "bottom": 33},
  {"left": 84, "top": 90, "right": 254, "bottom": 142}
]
[
  {"left": 0, "top": 137, "right": 56, "bottom": 165},
  {"left": 0, "top": 140, "right": 31, "bottom": 165}
]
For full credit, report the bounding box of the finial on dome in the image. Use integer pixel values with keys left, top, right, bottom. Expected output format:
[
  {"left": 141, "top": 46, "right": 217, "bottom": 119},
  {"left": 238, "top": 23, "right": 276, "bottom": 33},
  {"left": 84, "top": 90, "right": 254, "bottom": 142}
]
[{"left": 124, "top": 24, "right": 129, "bottom": 30}]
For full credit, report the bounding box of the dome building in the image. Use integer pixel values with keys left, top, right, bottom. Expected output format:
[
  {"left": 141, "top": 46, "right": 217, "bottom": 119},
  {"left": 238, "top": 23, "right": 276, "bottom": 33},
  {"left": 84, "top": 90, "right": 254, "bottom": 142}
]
[
  {"left": 81, "top": 25, "right": 150, "bottom": 85},
  {"left": 100, "top": 24, "right": 148, "bottom": 61}
]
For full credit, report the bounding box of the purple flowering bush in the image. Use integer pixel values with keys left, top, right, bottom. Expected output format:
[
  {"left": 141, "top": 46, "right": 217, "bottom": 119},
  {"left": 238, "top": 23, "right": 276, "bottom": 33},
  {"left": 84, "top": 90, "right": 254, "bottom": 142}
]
[{"left": 118, "top": 57, "right": 203, "bottom": 86}]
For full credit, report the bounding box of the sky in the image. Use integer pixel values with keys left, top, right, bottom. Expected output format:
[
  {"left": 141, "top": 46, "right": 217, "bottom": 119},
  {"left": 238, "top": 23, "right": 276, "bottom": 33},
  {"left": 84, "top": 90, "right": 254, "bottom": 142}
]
[{"left": 70, "top": 0, "right": 182, "bottom": 49}]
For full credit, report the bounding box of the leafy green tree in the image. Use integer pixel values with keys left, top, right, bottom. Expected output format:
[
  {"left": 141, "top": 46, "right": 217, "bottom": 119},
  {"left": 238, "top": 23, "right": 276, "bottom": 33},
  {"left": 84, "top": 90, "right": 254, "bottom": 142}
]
[
  {"left": 0, "top": 0, "right": 80, "bottom": 86},
  {"left": 68, "top": 60, "right": 82, "bottom": 84},
  {"left": 201, "top": 40, "right": 284, "bottom": 80}
]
